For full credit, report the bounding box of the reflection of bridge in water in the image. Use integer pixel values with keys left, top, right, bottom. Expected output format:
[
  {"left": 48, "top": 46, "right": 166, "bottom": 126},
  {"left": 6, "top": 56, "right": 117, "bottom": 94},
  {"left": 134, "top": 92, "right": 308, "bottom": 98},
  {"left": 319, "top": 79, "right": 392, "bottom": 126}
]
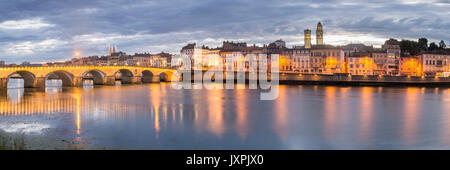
[
  {"left": 0, "top": 66, "right": 176, "bottom": 89},
  {"left": 0, "top": 88, "right": 150, "bottom": 117},
  {"left": 0, "top": 94, "right": 77, "bottom": 116}
]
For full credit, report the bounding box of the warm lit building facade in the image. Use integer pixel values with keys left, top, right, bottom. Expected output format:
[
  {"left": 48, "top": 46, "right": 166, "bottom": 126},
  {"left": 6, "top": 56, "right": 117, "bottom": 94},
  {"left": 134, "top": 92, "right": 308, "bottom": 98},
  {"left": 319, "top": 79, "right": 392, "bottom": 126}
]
[
  {"left": 291, "top": 48, "right": 311, "bottom": 73},
  {"left": 347, "top": 52, "right": 375, "bottom": 75},
  {"left": 381, "top": 39, "right": 401, "bottom": 75},
  {"left": 417, "top": 52, "right": 450, "bottom": 77},
  {"left": 372, "top": 51, "right": 388, "bottom": 75},
  {"left": 310, "top": 45, "right": 344, "bottom": 74},
  {"left": 399, "top": 56, "right": 421, "bottom": 76}
]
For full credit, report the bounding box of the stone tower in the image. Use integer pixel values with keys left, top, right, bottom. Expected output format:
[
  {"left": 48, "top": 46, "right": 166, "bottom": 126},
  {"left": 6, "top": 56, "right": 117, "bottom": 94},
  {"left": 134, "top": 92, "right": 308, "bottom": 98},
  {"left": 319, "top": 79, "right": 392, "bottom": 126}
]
[
  {"left": 304, "top": 29, "right": 311, "bottom": 48},
  {"left": 109, "top": 44, "right": 117, "bottom": 56},
  {"left": 109, "top": 45, "right": 113, "bottom": 56},
  {"left": 316, "top": 22, "right": 323, "bottom": 45}
]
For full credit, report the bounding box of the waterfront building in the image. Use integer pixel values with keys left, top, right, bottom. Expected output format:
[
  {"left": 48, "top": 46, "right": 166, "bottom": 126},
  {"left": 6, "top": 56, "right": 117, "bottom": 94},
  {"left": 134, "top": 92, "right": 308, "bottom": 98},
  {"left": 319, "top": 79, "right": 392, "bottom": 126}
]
[
  {"left": 343, "top": 44, "right": 373, "bottom": 74},
  {"left": 291, "top": 47, "right": 311, "bottom": 73},
  {"left": 372, "top": 50, "right": 388, "bottom": 75},
  {"left": 220, "top": 43, "right": 263, "bottom": 72},
  {"left": 96, "top": 57, "right": 109, "bottom": 66},
  {"left": 132, "top": 53, "right": 153, "bottom": 67},
  {"left": 417, "top": 51, "right": 450, "bottom": 77},
  {"left": 347, "top": 52, "right": 375, "bottom": 75},
  {"left": 279, "top": 53, "right": 293, "bottom": 72},
  {"left": 382, "top": 39, "right": 401, "bottom": 75},
  {"left": 310, "top": 45, "right": 344, "bottom": 74},
  {"left": 0, "top": 60, "right": 5, "bottom": 67},
  {"left": 399, "top": 55, "right": 421, "bottom": 76}
]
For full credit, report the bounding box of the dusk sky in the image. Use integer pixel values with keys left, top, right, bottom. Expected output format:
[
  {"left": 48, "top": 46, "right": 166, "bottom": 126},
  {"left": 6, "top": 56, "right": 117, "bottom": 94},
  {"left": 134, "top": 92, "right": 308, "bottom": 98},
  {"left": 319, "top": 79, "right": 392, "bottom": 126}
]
[{"left": 0, "top": 0, "right": 449, "bottom": 63}]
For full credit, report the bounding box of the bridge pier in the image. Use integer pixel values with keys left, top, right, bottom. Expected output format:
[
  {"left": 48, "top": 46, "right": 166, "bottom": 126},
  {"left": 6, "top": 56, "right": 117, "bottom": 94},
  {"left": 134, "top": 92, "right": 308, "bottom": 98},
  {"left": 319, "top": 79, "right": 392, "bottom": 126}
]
[
  {"left": 142, "top": 76, "right": 153, "bottom": 83},
  {"left": 0, "top": 78, "right": 7, "bottom": 89},
  {"left": 73, "top": 77, "right": 84, "bottom": 87},
  {"left": 121, "top": 77, "right": 132, "bottom": 84},
  {"left": 132, "top": 76, "right": 142, "bottom": 84},
  {"left": 105, "top": 76, "right": 116, "bottom": 85},
  {"left": 34, "top": 77, "right": 46, "bottom": 88},
  {"left": 152, "top": 76, "right": 160, "bottom": 83}
]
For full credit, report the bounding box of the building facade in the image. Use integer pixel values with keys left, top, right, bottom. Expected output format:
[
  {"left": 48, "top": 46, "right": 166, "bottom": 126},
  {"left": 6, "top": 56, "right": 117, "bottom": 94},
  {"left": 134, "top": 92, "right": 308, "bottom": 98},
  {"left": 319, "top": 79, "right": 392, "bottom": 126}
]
[{"left": 417, "top": 52, "right": 450, "bottom": 77}]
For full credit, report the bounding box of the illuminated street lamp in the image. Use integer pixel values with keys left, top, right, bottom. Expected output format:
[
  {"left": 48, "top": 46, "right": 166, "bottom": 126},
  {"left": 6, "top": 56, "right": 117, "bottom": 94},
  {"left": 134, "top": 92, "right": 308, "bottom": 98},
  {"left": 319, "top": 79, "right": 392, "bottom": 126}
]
[{"left": 74, "top": 50, "right": 81, "bottom": 57}]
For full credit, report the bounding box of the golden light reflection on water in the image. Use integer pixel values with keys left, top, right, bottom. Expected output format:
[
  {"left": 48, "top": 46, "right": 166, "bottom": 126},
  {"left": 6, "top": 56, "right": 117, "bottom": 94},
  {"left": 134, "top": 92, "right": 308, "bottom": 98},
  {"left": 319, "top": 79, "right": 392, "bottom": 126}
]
[
  {"left": 0, "top": 94, "right": 78, "bottom": 116},
  {"left": 442, "top": 88, "right": 450, "bottom": 145},
  {"left": 358, "top": 87, "right": 374, "bottom": 144},
  {"left": 323, "top": 86, "right": 337, "bottom": 140},
  {"left": 274, "top": 85, "right": 288, "bottom": 142},
  {"left": 235, "top": 89, "right": 249, "bottom": 140},
  {"left": 207, "top": 88, "right": 225, "bottom": 138},
  {"left": 402, "top": 88, "right": 422, "bottom": 146},
  {"left": 150, "top": 84, "right": 162, "bottom": 139}
]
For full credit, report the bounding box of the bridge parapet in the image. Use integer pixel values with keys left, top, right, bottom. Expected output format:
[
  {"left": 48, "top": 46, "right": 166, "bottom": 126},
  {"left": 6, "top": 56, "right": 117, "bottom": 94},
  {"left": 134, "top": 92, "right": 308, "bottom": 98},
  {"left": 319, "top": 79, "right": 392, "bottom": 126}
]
[{"left": 0, "top": 66, "right": 176, "bottom": 89}]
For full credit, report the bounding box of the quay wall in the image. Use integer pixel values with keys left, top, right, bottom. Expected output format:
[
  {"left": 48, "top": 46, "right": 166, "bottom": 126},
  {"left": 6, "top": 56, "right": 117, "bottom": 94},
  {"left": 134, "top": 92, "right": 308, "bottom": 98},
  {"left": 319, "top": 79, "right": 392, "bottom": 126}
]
[{"left": 181, "top": 71, "right": 450, "bottom": 87}]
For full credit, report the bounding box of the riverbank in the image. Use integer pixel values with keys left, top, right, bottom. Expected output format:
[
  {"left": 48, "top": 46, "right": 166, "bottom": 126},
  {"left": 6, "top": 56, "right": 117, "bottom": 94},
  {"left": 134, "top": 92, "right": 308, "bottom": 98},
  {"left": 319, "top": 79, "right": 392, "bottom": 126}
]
[
  {"left": 0, "top": 114, "right": 104, "bottom": 150},
  {"left": 0, "top": 129, "right": 87, "bottom": 150},
  {"left": 182, "top": 71, "right": 450, "bottom": 87}
]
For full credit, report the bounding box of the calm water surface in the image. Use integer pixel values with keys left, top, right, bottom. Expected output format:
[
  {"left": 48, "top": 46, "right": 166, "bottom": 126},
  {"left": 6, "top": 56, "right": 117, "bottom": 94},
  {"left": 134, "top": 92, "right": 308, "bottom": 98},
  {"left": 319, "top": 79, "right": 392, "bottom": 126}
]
[{"left": 1, "top": 79, "right": 450, "bottom": 149}]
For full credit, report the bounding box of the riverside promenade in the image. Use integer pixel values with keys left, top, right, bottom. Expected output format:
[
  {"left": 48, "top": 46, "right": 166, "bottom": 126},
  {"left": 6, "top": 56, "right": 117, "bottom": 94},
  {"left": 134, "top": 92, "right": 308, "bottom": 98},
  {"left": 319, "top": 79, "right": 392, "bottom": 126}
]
[
  {"left": 183, "top": 71, "right": 450, "bottom": 87},
  {"left": 278, "top": 73, "right": 450, "bottom": 86}
]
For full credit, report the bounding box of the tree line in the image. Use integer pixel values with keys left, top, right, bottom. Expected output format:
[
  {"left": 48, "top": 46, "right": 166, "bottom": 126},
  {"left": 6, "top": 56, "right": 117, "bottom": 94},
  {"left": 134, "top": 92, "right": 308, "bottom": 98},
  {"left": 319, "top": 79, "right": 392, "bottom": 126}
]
[{"left": 393, "top": 38, "right": 447, "bottom": 56}]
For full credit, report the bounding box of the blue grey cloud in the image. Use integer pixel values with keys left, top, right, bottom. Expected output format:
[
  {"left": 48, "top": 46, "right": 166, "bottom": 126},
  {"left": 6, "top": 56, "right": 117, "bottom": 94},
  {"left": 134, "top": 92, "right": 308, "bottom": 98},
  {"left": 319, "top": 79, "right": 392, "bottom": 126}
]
[{"left": 0, "top": 0, "right": 449, "bottom": 63}]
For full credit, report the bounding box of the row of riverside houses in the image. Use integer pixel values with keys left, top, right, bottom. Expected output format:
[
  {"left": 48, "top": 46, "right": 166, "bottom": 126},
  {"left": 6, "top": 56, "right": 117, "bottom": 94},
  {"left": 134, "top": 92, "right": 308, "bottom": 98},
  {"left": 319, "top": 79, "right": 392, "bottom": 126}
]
[
  {"left": 177, "top": 22, "right": 450, "bottom": 77},
  {"left": 49, "top": 45, "right": 174, "bottom": 68}
]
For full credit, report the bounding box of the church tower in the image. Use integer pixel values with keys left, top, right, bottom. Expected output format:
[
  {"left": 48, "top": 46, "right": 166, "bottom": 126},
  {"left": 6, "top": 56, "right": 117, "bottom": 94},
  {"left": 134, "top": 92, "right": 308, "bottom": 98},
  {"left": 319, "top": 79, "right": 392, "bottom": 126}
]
[
  {"left": 316, "top": 22, "right": 324, "bottom": 45},
  {"left": 109, "top": 45, "right": 113, "bottom": 56},
  {"left": 108, "top": 44, "right": 117, "bottom": 56},
  {"left": 304, "top": 29, "right": 311, "bottom": 48}
]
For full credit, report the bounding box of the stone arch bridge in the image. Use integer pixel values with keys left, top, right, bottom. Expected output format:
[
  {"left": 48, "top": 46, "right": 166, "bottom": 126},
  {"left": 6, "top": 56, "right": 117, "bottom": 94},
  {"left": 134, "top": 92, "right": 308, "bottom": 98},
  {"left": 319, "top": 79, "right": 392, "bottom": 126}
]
[{"left": 0, "top": 66, "right": 177, "bottom": 89}]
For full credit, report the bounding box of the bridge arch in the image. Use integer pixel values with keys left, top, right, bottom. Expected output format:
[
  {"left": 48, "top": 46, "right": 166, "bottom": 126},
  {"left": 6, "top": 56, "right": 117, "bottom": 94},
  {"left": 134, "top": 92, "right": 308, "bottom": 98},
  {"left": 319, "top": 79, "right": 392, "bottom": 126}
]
[
  {"left": 45, "top": 70, "right": 74, "bottom": 87},
  {"left": 7, "top": 71, "right": 36, "bottom": 88},
  {"left": 159, "top": 71, "right": 173, "bottom": 82},
  {"left": 82, "top": 70, "right": 105, "bottom": 85},
  {"left": 115, "top": 69, "right": 133, "bottom": 84},
  {"left": 141, "top": 70, "right": 154, "bottom": 83}
]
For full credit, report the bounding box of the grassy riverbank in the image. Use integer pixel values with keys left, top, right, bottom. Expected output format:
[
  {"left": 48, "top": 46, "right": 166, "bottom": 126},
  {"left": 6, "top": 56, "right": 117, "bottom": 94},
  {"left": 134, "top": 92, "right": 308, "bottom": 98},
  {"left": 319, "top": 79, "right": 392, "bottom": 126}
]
[{"left": 0, "top": 130, "right": 87, "bottom": 150}]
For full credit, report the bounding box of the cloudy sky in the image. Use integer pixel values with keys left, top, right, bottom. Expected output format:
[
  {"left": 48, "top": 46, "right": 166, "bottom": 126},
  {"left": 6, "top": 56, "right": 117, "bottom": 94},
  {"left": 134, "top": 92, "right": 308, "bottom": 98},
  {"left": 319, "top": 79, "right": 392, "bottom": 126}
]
[{"left": 0, "top": 0, "right": 449, "bottom": 63}]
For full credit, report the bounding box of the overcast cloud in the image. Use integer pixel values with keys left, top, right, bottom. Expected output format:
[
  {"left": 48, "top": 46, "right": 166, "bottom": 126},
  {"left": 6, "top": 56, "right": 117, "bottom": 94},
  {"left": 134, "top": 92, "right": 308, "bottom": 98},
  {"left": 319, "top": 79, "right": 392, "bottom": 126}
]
[{"left": 0, "top": 0, "right": 449, "bottom": 63}]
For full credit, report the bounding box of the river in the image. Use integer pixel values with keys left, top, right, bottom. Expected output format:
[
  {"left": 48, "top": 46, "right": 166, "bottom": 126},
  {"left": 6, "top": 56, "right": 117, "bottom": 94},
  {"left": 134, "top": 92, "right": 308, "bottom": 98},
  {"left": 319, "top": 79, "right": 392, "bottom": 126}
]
[{"left": 1, "top": 79, "right": 450, "bottom": 149}]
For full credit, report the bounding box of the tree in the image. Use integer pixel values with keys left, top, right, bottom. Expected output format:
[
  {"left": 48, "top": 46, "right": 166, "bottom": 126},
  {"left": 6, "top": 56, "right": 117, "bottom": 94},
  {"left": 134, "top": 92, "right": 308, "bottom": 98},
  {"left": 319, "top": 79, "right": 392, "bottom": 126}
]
[
  {"left": 418, "top": 38, "right": 428, "bottom": 51},
  {"left": 439, "top": 40, "right": 446, "bottom": 49},
  {"left": 400, "top": 39, "right": 420, "bottom": 56},
  {"left": 429, "top": 42, "right": 439, "bottom": 51}
]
